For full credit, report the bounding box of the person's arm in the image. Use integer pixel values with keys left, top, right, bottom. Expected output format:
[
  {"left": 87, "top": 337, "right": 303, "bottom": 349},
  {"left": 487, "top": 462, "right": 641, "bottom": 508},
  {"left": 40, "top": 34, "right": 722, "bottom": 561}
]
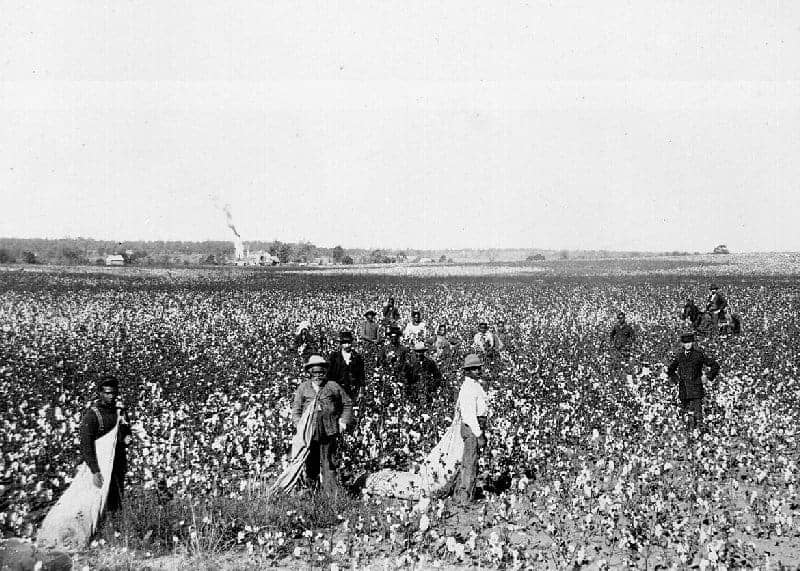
[
  {"left": 666, "top": 356, "right": 679, "bottom": 382},
  {"left": 705, "top": 354, "right": 720, "bottom": 381},
  {"left": 325, "top": 353, "right": 337, "bottom": 382},
  {"left": 80, "top": 410, "right": 101, "bottom": 474},
  {"left": 291, "top": 385, "right": 306, "bottom": 426},
  {"left": 353, "top": 355, "right": 365, "bottom": 394}
]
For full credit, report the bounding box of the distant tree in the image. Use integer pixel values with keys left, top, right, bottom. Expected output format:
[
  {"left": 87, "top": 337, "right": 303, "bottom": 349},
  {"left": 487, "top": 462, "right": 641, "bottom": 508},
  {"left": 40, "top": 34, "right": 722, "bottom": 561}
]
[
  {"left": 396, "top": 251, "right": 407, "bottom": 263},
  {"left": 22, "top": 251, "right": 37, "bottom": 264},
  {"left": 559, "top": 249, "right": 569, "bottom": 260},
  {"left": 712, "top": 244, "right": 730, "bottom": 254},
  {"left": 277, "top": 243, "right": 293, "bottom": 264},
  {"left": 60, "top": 247, "right": 85, "bottom": 265},
  {"left": 0, "top": 248, "right": 16, "bottom": 263},
  {"left": 370, "top": 249, "right": 388, "bottom": 264},
  {"left": 439, "top": 254, "right": 448, "bottom": 263},
  {"left": 332, "top": 245, "right": 345, "bottom": 263},
  {"left": 342, "top": 255, "right": 354, "bottom": 265},
  {"left": 526, "top": 253, "right": 546, "bottom": 261},
  {"left": 203, "top": 254, "right": 218, "bottom": 265}
]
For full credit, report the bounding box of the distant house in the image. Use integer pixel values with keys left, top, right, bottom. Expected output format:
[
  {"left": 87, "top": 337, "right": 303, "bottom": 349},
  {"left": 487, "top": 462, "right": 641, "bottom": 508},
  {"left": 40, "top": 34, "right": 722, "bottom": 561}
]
[{"left": 105, "top": 254, "right": 125, "bottom": 266}]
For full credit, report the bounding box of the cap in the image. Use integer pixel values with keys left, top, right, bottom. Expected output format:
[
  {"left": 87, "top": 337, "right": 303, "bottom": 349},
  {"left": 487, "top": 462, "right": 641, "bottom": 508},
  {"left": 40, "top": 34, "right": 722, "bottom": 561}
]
[
  {"left": 462, "top": 354, "right": 484, "bottom": 370},
  {"left": 304, "top": 354, "right": 329, "bottom": 369},
  {"left": 679, "top": 332, "right": 695, "bottom": 343},
  {"left": 339, "top": 330, "right": 353, "bottom": 343}
]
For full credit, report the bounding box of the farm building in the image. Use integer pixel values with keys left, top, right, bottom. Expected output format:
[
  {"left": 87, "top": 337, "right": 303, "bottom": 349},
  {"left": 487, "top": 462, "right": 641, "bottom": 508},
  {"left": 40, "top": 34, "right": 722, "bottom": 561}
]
[{"left": 104, "top": 255, "right": 125, "bottom": 266}]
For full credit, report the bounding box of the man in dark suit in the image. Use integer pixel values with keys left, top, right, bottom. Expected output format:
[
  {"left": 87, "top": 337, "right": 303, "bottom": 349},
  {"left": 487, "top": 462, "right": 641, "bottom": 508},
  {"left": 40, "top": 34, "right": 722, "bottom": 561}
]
[
  {"left": 326, "top": 331, "right": 366, "bottom": 401},
  {"left": 667, "top": 332, "right": 720, "bottom": 432}
]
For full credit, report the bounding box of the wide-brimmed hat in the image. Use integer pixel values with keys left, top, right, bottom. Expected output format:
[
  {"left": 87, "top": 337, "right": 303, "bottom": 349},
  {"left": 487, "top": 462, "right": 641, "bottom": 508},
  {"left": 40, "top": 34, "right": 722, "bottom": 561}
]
[
  {"left": 679, "top": 332, "right": 695, "bottom": 343},
  {"left": 461, "top": 354, "right": 484, "bottom": 370},
  {"left": 364, "top": 309, "right": 377, "bottom": 317},
  {"left": 339, "top": 330, "right": 354, "bottom": 343},
  {"left": 413, "top": 341, "right": 427, "bottom": 352},
  {"left": 304, "top": 354, "right": 329, "bottom": 370}
]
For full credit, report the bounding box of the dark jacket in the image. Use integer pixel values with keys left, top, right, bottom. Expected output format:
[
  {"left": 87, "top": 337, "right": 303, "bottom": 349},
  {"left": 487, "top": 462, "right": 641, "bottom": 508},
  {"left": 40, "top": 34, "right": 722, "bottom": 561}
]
[
  {"left": 80, "top": 403, "right": 129, "bottom": 474},
  {"left": 378, "top": 342, "right": 411, "bottom": 382},
  {"left": 706, "top": 291, "right": 728, "bottom": 313},
  {"left": 326, "top": 350, "right": 365, "bottom": 399},
  {"left": 667, "top": 347, "right": 720, "bottom": 400},
  {"left": 408, "top": 355, "right": 443, "bottom": 400},
  {"left": 292, "top": 379, "right": 353, "bottom": 437},
  {"left": 610, "top": 322, "right": 635, "bottom": 350}
]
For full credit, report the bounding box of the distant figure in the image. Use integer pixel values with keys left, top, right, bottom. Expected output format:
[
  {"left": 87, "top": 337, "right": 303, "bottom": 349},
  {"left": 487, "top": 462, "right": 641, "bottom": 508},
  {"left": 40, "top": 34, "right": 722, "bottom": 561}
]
[
  {"left": 403, "top": 310, "right": 428, "bottom": 344},
  {"left": 667, "top": 332, "right": 720, "bottom": 432},
  {"left": 472, "top": 322, "right": 497, "bottom": 356},
  {"left": 80, "top": 375, "right": 131, "bottom": 511},
  {"left": 493, "top": 320, "right": 512, "bottom": 353},
  {"left": 327, "top": 331, "right": 366, "bottom": 401},
  {"left": 381, "top": 296, "right": 400, "bottom": 325},
  {"left": 407, "top": 342, "right": 443, "bottom": 405},
  {"left": 609, "top": 312, "right": 635, "bottom": 358},
  {"left": 294, "top": 321, "right": 319, "bottom": 360},
  {"left": 357, "top": 310, "right": 381, "bottom": 345},
  {"left": 378, "top": 325, "right": 411, "bottom": 384},
  {"left": 430, "top": 324, "right": 454, "bottom": 362},
  {"left": 705, "top": 283, "right": 728, "bottom": 337},
  {"left": 682, "top": 298, "right": 702, "bottom": 330}
]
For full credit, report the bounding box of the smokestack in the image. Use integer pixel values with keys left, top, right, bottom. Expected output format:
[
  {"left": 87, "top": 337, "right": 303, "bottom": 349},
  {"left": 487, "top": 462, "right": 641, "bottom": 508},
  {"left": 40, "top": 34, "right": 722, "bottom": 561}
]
[{"left": 223, "top": 204, "right": 244, "bottom": 260}]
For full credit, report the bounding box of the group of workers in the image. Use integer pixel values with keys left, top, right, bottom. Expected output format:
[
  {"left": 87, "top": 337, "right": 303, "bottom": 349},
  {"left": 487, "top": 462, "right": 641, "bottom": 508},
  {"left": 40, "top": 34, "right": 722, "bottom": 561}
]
[{"left": 80, "top": 285, "right": 734, "bottom": 514}]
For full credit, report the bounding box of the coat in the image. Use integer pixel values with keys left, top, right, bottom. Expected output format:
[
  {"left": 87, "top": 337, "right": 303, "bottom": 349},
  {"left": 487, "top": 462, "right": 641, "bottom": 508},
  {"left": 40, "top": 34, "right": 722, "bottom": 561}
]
[
  {"left": 326, "top": 350, "right": 365, "bottom": 399},
  {"left": 667, "top": 347, "right": 720, "bottom": 400},
  {"left": 292, "top": 379, "right": 353, "bottom": 437}
]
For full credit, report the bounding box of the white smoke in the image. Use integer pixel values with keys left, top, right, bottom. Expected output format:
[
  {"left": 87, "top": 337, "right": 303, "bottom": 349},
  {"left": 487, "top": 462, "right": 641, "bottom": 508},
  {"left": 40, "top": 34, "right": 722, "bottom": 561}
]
[{"left": 222, "top": 204, "right": 244, "bottom": 260}]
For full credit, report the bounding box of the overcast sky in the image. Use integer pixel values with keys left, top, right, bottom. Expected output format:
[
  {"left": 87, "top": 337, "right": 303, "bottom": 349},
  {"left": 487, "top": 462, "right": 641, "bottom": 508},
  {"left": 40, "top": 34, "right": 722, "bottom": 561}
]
[{"left": 2, "top": 1, "right": 798, "bottom": 252}]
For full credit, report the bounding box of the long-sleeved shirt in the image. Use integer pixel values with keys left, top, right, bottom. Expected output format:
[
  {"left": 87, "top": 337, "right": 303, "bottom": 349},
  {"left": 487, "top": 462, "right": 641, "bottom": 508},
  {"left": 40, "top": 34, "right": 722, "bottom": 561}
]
[
  {"left": 610, "top": 322, "right": 635, "bottom": 350},
  {"left": 457, "top": 376, "right": 489, "bottom": 438},
  {"left": 80, "top": 403, "right": 118, "bottom": 473},
  {"left": 357, "top": 320, "right": 380, "bottom": 343},
  {"left": 292, "top": 379, "right": 353, "bottom": 437},
  {"left": 403, "top": 321, "right": 428, "bottom": 342},
  {"left": 472, "top": 332, "right": 495, "bottom": 351}
]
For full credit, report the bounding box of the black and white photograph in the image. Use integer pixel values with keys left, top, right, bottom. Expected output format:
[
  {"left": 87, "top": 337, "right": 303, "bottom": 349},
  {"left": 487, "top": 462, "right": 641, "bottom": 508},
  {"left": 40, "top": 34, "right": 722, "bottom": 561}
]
[{"left": 1, "top": 1, "right": 799, "bottom": 568}]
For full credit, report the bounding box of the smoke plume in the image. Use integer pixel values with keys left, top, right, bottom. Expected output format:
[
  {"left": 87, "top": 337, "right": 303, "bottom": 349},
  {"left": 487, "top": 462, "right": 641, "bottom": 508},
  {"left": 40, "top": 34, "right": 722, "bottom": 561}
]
[{"left": 223, "top": 204, "right": 240, "bottom": 238}]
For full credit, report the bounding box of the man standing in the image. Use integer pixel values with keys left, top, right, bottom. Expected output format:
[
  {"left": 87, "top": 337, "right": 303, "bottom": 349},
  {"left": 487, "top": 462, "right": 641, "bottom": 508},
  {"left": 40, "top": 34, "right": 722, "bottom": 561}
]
[
  {"left": 292, "top": 355, "right": 353, "bottom": 494},
  {"left": 327, "top": 331, "right": 366, "bottom": 401},
  {"left": 472, "top": 322, "right": 496, "bottom": 356},
  {"left": 357, "top": 310, "right": 380, "bottom": 345},
  {"left": 378, "top": 325, "right": 411, "bottom": 384},
  {"left": 667, "top": 332, "right": 720, "bottom": 432},
  {"left": 408, "top": 342, "right": 443, "bottom": 405},
  {"left": 80, "top": 375, "right": 131, "bottom": 511},
  {"left": 609, "top": 312, "right": 635, "bottom": 359},
  {"left": 403, "top": 310, "right": 428, "bottom": 345},
  {"left": 456, "top": 354, "right": 489, "bottom": 503}
]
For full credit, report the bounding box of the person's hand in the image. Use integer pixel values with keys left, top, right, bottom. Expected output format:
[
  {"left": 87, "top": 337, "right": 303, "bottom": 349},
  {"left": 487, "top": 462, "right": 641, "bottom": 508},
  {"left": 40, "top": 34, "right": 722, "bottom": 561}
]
[
  {"left": 338, "top": 419, "right": 347, "bottom": 433},
  {"left": 92, "top": 472, "right": 104, "bottom": 488}
]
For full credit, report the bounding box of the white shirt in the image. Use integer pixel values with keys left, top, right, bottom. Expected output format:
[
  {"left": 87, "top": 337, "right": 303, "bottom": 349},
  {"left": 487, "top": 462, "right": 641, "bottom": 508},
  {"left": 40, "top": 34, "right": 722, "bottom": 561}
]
[
  {"left": 340, "top": 349, "right": 352, "bottom": 365},
  {"left": 403, "top": 321, "right": 427, "bottom": 342},
  {"left": 472, "top": 332, "right": 495, "bottom": 351},
  {"left": 457, "top": 376, "right": 489, "bottom": 437}
]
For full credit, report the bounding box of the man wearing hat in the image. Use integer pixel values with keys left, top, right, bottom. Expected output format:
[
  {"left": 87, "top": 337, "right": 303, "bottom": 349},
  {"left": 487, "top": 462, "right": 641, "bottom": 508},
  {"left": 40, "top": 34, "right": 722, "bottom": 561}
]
[
  {"left": 667, "top": 333, "right": 721, "bottom": 432},
  {"left": 292, "top": 355, "right": 353, "bottom": 494},
  {"left": 609, "top": 311, "right": 635, "bottom": 360},
  {"left": 357, "top": 310, "right": 381, "bottom": 345},
  {"left": 407, "top": 342, "right": 443, "bottom": 405},
  {"left": 80, "top": 374, "right": 131, "bottom": 511},
  {"left": 378, "top": 325, "right": 411, "bottom": 384},
  {"left": 456, "top": 354, "right": 489, "bottom": 503},
  {"left": 327, "top": 331, "right": 366, "bottom": 401}
]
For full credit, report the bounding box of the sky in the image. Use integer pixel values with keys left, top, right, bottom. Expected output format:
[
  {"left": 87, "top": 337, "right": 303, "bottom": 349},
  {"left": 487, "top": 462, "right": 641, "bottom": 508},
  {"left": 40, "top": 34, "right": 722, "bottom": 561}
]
[{"left": 1, "top": 1, "right": 799, "bottom": 252}]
